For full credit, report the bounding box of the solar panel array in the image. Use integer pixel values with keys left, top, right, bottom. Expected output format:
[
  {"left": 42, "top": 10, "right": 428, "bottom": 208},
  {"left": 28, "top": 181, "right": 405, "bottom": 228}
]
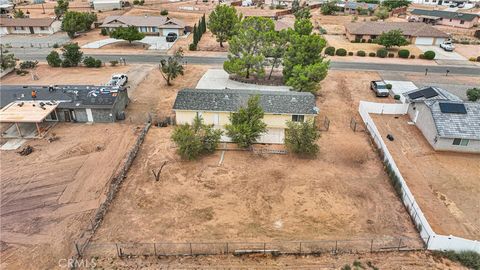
[
  {"left": 407, "top": 87, "right": 439, "bottom": 100},
  {"left": 439, "top": 102, "right": 467, "bottom": 114}
]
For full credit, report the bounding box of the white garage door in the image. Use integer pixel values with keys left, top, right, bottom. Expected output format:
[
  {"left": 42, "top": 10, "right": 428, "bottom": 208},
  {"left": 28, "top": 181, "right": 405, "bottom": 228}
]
[
  {"left": 162, "top": 29, "right": 179, "bottom": 36},
  {"left": 415, "top": 37, "right": 434, "bottom": 45},
  {"left": 258, "top": 128, "right": 285, "bottom": 144},
  {"left": 434, "top": 37, "right": 446, "bottom": 45}
]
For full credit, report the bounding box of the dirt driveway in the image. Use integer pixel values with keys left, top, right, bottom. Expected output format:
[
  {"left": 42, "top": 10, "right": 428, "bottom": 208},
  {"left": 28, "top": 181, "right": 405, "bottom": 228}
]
[{"left": 372, "top": 114, "right": 480, "bottom": 240}]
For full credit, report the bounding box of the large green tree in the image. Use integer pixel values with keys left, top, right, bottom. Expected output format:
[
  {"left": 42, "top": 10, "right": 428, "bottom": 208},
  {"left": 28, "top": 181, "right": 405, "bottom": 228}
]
[
  {"left": 294, "top": 18, "right": 313, "bottom": 35},
  {"left": 374, "top": 7, "right": 389, "bottom": 20},
  {"left": 264, "top": 29, "right": 288, "bottom": 80},
  {"left": 294, "top": 7, "right": 311, "bottom": 19},
  {"left": 172, "top": 114, "right": 222, "bottom": 160},
  {"left": 321, "top": 0, "right": 338, "bottom": 15},
  {"left": 285, "top": 62, "right": 329, "bottom": 93},
  {"left": 226, "top": 95, "right": 267, "bottom": 148},
  {"left": 54, "top": 0, "right": 69, "bottom": 18},
  {"left": 223, "top": 16, "right": 274, "bottom": 79},
  {"left": 381, "top": 0, "right": 410, "bottom": 11},
  {"left": 159, "top": 48, "right": 185, "bottom": 86},
  {"left": 109, "top": 26, "right": 145, "bottom": 43},
  {"left": 61, "top": 11, "right": 97, "bottom": 38},
  {"left": 208, "top": 5, "right": 241, "bottom": 47},
  {"left": 61, "top": 43, "right": 83, "bottom": 67},
  {"left": 291, "top": 0, "right": 300, "bottom": 13},
  {"left": 284, "top": 120, "right": 320, "bottom": 157},
  {"left": 378, "top": 29, "right": 409, "bottom": 49}
]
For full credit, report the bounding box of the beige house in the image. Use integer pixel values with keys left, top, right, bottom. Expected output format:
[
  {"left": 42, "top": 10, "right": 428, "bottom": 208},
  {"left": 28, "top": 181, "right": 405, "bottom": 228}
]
[
  {"left": 0, "top": 18, "right": 61, "bottom": 35},
  {"left": 345, "top": 22, "right": 449, "bottom": 45},
  {"left": 173, "top": 89, "right": 319, "bottom": 144},
  {"left": 100, "top": 15, "right": 185, "bottom": 36},
  {"left": 410, "top": 9, "right": 479, "bottom": 29}
]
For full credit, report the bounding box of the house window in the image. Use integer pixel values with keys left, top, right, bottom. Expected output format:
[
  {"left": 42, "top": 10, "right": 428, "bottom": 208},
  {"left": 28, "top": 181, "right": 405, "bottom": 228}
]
[
  {"left": 449, "top": 19, "right": 453, "bottom": 22},
  {"left": 292, "top": 115, "right": 304, "bottom": 122},
  {"left": 40, "top": 26, "right": 47, "bottom": 30},
  {"left": 460, "top": 20, "right": 465, "bottom": 24},
  {"left": 452, "top": 138, "right": 469, "bottom": 146},
  {"left": 152, "top": 27, "right": 158, "bottom": 32},
  {"left": 14, "top": 26, "right": 24, "bottom": 30}
]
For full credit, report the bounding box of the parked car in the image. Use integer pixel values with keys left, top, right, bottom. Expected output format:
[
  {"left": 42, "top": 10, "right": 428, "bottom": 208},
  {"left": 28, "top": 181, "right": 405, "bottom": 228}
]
[
  {"left": 107, "top": 74, "right": 128, "bottom": 86},
  {"left": 440, "top": 41, "right": 455, "bottom": 52},
  {"left": 370, "top": 81, "right": 390, "bottom": 97},
  {"left": 166, "top": 32, "right": 177, "bottom": 42}
]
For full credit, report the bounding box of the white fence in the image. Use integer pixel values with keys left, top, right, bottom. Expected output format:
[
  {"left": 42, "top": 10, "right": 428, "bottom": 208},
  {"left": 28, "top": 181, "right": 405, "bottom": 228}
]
[{"left": 358, "top": 101, "right": 480, "bottom": 253}]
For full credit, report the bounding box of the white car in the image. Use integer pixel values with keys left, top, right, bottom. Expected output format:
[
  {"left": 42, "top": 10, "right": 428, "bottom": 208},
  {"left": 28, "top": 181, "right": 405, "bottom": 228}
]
[
  {"left": 107, "top": 74, "right": 128, "bottom": 87},
  {"left": 440, "top": 41, "right": 455, "bottom": 52}
]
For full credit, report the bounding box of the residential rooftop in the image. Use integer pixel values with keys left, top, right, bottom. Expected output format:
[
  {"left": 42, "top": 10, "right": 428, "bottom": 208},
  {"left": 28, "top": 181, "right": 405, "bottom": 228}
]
[
  {"left": 345, "top": 22, "right": 449, "bottom": 38},
  {"left": 411, "top": 9, "right": 479, "bottom": 22},
  {"left": 173, "top": 88, "right": 319, "bottom": 115},
  {"left": 0, "top": 17, "right": 56, "bottom": 27},
  {"left": 0, "top": 85, "right": 124, "bottom": 109},
  {"left": 101, "top": 15, "right": 184, "bottom": 29},
  {"left": 403, "top": 86, "right": 462, "bottom": 103}
]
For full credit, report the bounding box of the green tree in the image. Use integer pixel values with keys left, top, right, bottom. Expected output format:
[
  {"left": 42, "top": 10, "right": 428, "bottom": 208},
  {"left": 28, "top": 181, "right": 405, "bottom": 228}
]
[
  {"left": 321, "top": 0, "right": 338, "bottom": 15},
  {"left": 284, "top": 120, "right": 320, "bottom": 157},
  {"left": 291, "top": 0, "right": 300, "bottom": 13},
  {"left": 377, "top": 29, "right": 408, "bottom": 49},
  {"left": 171, "top": 115, "right": 222, "bottom": 160},
  {"left": 285, "top": 62, "right": 329, "bottom": 93},
  {"left": 381, "top": 0, "right": 410, "bottom": 11},
  {"left": 374, "top": 7, "right": 389, "bottom": 20},
  {"left": 61, "top": 43, "right": 83, "bottom": 67},
  {"left": 264, "top": 29, "right": 288, "bottom": 80},
  {"left": 46, "top": 51, "right": 62, "bottom": 67},
  {"left": 54, "top": 0, "right": 69, "bottom": 18},
  {"left": 61, "top": 11, "right": 97, "bottom": 38},
  {"left": 193, "top": 24, "right": 198, "bottom": 45},
  {"left": 466, "top": 88, "right": 480, "bottom": 102},
  {"left": 159, "top": 48, "right": 184, "bottom": 86},
  {"left": 226, "top": 95, "right": 267, "bottom": 148},
  {"left": 283, "top": 33, "right": 327, "bottom": 80},
  {"left": 208, "top": 5, "right": 241, "bottom": 47},
  {"left": 294, "top": 18, "right": 313, "bottom": 35},
  {"left": 13, "top": 9, "right": 25, "bottom": 18},
  {"left": 83, "top": 56, "right": 102, "bottom": 68},
  {"left": 0, "top": 47, "right": 16, "bottom": 70},
  {"left": 294, "top": 7, "right": 311, "bottom": 19},
  {"left": 224, "top": 16, "right": 274, "bottom": 79},
  {"left": 201, "top": 13, "right": 207, "bottom": 33},
  {"left": 109, "top": 26, "right": 145, "bottom": 43}
]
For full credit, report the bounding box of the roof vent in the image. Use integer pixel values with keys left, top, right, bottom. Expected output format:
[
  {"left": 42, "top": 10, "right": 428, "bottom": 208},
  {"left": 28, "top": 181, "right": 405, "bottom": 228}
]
[
  {"left": 291, "top": 97, "right": 297, "bottom": 102},
  {"left": 223, "top": 94, "right": 229, "bottom": 100}
]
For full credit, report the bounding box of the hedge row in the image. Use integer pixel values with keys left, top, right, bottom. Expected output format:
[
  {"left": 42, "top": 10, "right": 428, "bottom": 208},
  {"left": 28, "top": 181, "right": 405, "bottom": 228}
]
[{"left": 324, "top": 47, "right": 435, "bottom": 60}]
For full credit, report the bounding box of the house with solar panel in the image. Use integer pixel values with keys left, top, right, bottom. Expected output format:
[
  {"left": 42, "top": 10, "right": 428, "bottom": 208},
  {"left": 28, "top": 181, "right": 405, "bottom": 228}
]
[
  {"left": 403, "top": 87, "right": 480, "bottom": 153},
  {"left": 173, "top": 89, "right": 319, "bottom": 144}
]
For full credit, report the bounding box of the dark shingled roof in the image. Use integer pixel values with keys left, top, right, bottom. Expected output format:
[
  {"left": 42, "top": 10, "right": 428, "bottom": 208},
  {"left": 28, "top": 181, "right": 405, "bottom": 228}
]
[
  {"left": 173, "top": 89, "right": 318, "bottom": 115},
  {"left": 345, "top": 22, "right": 449, "bottom": 38},
  {"left": 0, "top": 85, "right": 124, "bottom": 109},
  {"left": 411, "top": 9, "right": 479, "bottom": 22}
]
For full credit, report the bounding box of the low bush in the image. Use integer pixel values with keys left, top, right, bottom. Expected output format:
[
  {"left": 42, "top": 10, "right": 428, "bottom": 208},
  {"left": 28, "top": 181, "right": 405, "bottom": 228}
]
[
  {"left": 348, "top": 51, "right": 354, "bottom": 56},
  {"left": 398, "top": 49, "right": 410, "bottom": 58},
  {"left": 367, "top": 39, "right": 372, "bottom": 43},
  {"left": 394, "top": 94, "right": 400, "bottom": 100},
  {"left": 325, "top": 46, "right": 335, "bottom": 56},
  {"left": 432, "top": 251, "right": 480, "bottom": 270},
  {"left": 133, "top": 0, "right": 139, "bottom": 4},
  {"left": 46, "top": 51, "right": 62, "bottom": 67},
  {"left": 477, "top": 56, "right": 480, "bottom": 62},
  {"left": 388, "top": 53, "right": 394, "bottom": 58},
  {"left": 16, "top": 69, "right": 29, "bottom": 76},
  {"left": 189, "top": 43, "right": 197, "bottom": 51},
  {"left": 361, "top": 39, "right": 366, "bottom": 43},
  {"left": 357, "top": 50, "right": 366, "bottom": 57},
  {"left": 19, "top": 60, "right": 38, "bottom": 69},
  {"left": 83, "top": 56, "right": 102, "bottom": 68},
  {"left": 469, "top": 57, "right": 477, "bottom": 62},
  {"left": 110, "top": 60, "right": 119, "bottom": 66},
  {"left": 467, "top": 88, "right": 480, "bottom": 101},
  {"left": 423, "top": 50, "right": 436, "bottom": 60},
  {"left": 376, "top": 48, "right": 387, "bottom": 58},
  {"left": 52, "top": 43, "right": 59, "bottom": 48},
  {"left": 369, "top": 52, "right": 376, "bottom": 57},
  {"left": 100, "top": 28, "right": 108, "bottom": 36},
  {"left": 460, "top": 40, "right": 469, "bottom": 45},
  {"left": 386, "top": 84, "right": 392, "bottom": 90},
  {"left": 160, "top": 9, "right": 168, "bottom": 15},
  {"left": 335, "top": 48, "right": 347, "bottom": 56},
  {"left": 419, "top": 54, "right": 425, "bottom": 59},
  {"left": 410, "top": 55, "right": 415, "bottom": 59}
]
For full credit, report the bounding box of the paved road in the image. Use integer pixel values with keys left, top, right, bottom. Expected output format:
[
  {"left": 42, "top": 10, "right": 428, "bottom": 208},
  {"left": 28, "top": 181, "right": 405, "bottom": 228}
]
[{"left": 10, "top": 48, "right": 480, "bottom": 75}]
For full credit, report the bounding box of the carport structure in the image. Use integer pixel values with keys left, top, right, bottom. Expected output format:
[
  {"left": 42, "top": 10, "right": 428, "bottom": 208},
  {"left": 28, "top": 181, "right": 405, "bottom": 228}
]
[{"left": 0, "top": 101, "right": 58, "bottom": 138}]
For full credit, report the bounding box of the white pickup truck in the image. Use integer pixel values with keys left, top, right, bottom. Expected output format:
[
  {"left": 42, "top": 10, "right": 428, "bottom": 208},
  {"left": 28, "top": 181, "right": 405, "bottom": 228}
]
[{"left": 106, "top": 74, "right": 128, "bottom": 87}]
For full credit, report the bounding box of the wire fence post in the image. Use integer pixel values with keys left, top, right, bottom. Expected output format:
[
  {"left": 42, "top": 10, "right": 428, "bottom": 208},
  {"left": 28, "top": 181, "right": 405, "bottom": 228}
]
[
  {"left": 334, "top": 241, "right": 338, "bottom": 254},
  {"left": 263, "top": 242, "right": 266, "bottom": 254},
  {"left": 225, "top": 242, "right": 229, "bottom": 254},
  {"left": 189, "top": 243, "right": 193, "bottom": 256},
  {"left": 153, "top": 243, "right": 157, "bottom": 256},
  {"left": 370, "top": 239, "right": 373, "bottom": 253},
  {"left": 299, "top": 242, "right": 302, "bottom": 254}
]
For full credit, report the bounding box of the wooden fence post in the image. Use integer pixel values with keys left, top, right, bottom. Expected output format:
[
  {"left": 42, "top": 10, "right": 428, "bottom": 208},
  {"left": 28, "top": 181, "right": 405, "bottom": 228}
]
[
  {"left": 299, "top": 242, "right": 302, "bottom": 254},
  {"left": 189, "top": 243, "right": 193, "bottom": 256},
  {"left": 334, "top": 241, "right": 338, "bottom": 254},
  {"left": 153, "top": 243, "right": 157, "bottom": 256},
  {"left": 226, "top": 242, "right": 229, "bottom": 254}
]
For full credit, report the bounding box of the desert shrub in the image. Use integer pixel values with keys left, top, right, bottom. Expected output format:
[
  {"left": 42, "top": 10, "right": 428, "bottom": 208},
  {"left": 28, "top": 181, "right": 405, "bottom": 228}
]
[
  {"left": 52, "top": 43, "right": 59, "bottom": 48},
  {"left": 325, "top": 46, "right": 335, "bottom": 56},
  {"left": 100, "top": 28, "right": 108, "bottom": 36},
  {"left": 357, "top": 50, "right": 366, "bottom": 57},
  {"left": 133, "top": 0, "right": 139, "bottom": 4},
  {"left": 83, "top": 56, "right": 102, "bottom": 68},
  {"left": 361, "top": 39, "right": 366, "bottom": 43},
  {"left": 189, "top": 43, "right": 197, "bottom": 51},
  {"left": 109, "top": 60, "right": 119, "bottom": 66},
  {"left": 469, "top": 57, "right": 477, "bottom": 61},
  {"left": 369, "top": 52, "right": 376, "bottom": 57},
  {"left": 460, "top": 40, "right": 469, "bottom": 44},
  {"left": 432, "top": 251, "right": 480, "bottom": 270},
  {"left": 467, "top": 88, "right": 480, "bottom": 101},
  {"left": 367, "top": 39, "right": 372, "bottom": 43},
  {"left": 348, "top": 51, "right": 354, "bottom": 56},
  {"left": 386, "top": 83, "right": 392, "bottom": 90},
  {"left": 376, "top": 48, "right": 387, "bottom": 58},
  {"left": 335, "top": 48, "right": 347, "bottom": 56},
  {"left": 410, "top": 55, "right": 415, "bottom": 59},
  {"left": 370, "top": 17, "right": 378, "bottom": 21},
  {"left": 398, "top": 49, "right": 410, "bottom": 58},
  {"left": 477, "top": 56, "right": 480, "bottom": 62},
  {"left": 19, "top": 60, "right": 38, "bottom": 69},
  {"left": 394, "top": 94, "right": 400, "bottom": 100},
  {"left": 46, "top": 51, "right": 62, "bottom": 67},
  {"left": 388, "top": 53, "right": 394, "bottom": 58},
  {"left": 160, "top": 9, "right": 168, "bottom": 15},
  {"left": 419, "top": 54, "right": 425, "bottom": 59},
  {"left": 16, "top": 69, "right": 29, "bottom": 76},
  {"left": 423, "top": 50, "right": 435, "bottom": 60}
]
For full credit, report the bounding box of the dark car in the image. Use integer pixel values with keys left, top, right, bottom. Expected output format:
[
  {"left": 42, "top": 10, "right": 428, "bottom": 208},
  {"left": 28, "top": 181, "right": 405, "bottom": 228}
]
[
  {"left": 370, "top": 81, "right": 390, "bottom": 97},
  {"left": 166, "top": 32, "right": 178, "bottom": 42}
]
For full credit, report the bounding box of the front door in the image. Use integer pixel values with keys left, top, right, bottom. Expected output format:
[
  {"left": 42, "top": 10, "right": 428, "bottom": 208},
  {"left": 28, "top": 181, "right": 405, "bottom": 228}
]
[
  {"left": 64, "top": 111, "right": 71, "bottom": 122},
  {"left": 29, "top": 27, "right": 34, "bottom": 34}
]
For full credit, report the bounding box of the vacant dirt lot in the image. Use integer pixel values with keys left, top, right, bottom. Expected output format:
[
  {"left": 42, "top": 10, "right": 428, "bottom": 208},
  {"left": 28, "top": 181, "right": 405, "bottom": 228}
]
[
  {"left": 0, "top": 123, "right": 138, "bottom": 269},
  {"left": 372, "top": 114, "right": 480, "bottom": 240},
  {"left": 90, "top": 71, "right": 421, "bottom": 252}
]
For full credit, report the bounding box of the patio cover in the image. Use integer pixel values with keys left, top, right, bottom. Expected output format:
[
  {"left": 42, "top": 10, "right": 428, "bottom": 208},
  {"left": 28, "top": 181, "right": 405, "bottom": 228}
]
[{"left": 0, "top": 101, "right": 58, "bottom": 123}]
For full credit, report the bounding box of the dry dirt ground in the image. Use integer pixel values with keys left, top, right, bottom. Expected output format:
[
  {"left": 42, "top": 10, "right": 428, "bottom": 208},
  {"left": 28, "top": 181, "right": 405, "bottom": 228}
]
[
  {"left": 92, "top": 251, "right": 466, "bottom": 269},
  {"left": 372, "top": 114, "right": 480, "bottom": 240},
  {"left": 0, "top": 123, "right": 138, "bottom": 270},
  {"left": 89, "top": 71, "right": 421, "bottom": 255}
]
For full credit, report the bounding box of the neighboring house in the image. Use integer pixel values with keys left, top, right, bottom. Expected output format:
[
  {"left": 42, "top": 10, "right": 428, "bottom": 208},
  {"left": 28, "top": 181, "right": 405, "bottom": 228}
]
[
  {"left": 0, "top": 85, "right": 129, "bottom": 123},
  {"left": 403, "top": 86, "right": 480, "bottom": 153},
  {"left": 173, "top": 88, "right": 319, "bottom": 144},
  {"left": 0, "top": 0, "right": 14, "bottom": 15},
  {"left": 345, "top": 22, "right": 449, "bottom": 45},
  {"left": 92, "top": 0, "right": 124, "bottom": 11},
  {"left": 100, "top": 15, "right": 185, "bottom": 36},
  {"left": 409, "top": 9, "right": 479, "bottom": 29},
  {"left": 409, "top": 0, "right": 480, "bottom": 8},
  {"left": 337, "top": 1, "right": 378, "bottom": 15},
  {"left": 0, "top": 18, "right": 61, "bottom": 35}
]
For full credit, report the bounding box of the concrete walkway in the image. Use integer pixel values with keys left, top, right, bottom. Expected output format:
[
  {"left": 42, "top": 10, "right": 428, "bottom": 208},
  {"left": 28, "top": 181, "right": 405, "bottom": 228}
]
[{"left": 196, "top": 69, "right": 291, "bottom": 91}]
